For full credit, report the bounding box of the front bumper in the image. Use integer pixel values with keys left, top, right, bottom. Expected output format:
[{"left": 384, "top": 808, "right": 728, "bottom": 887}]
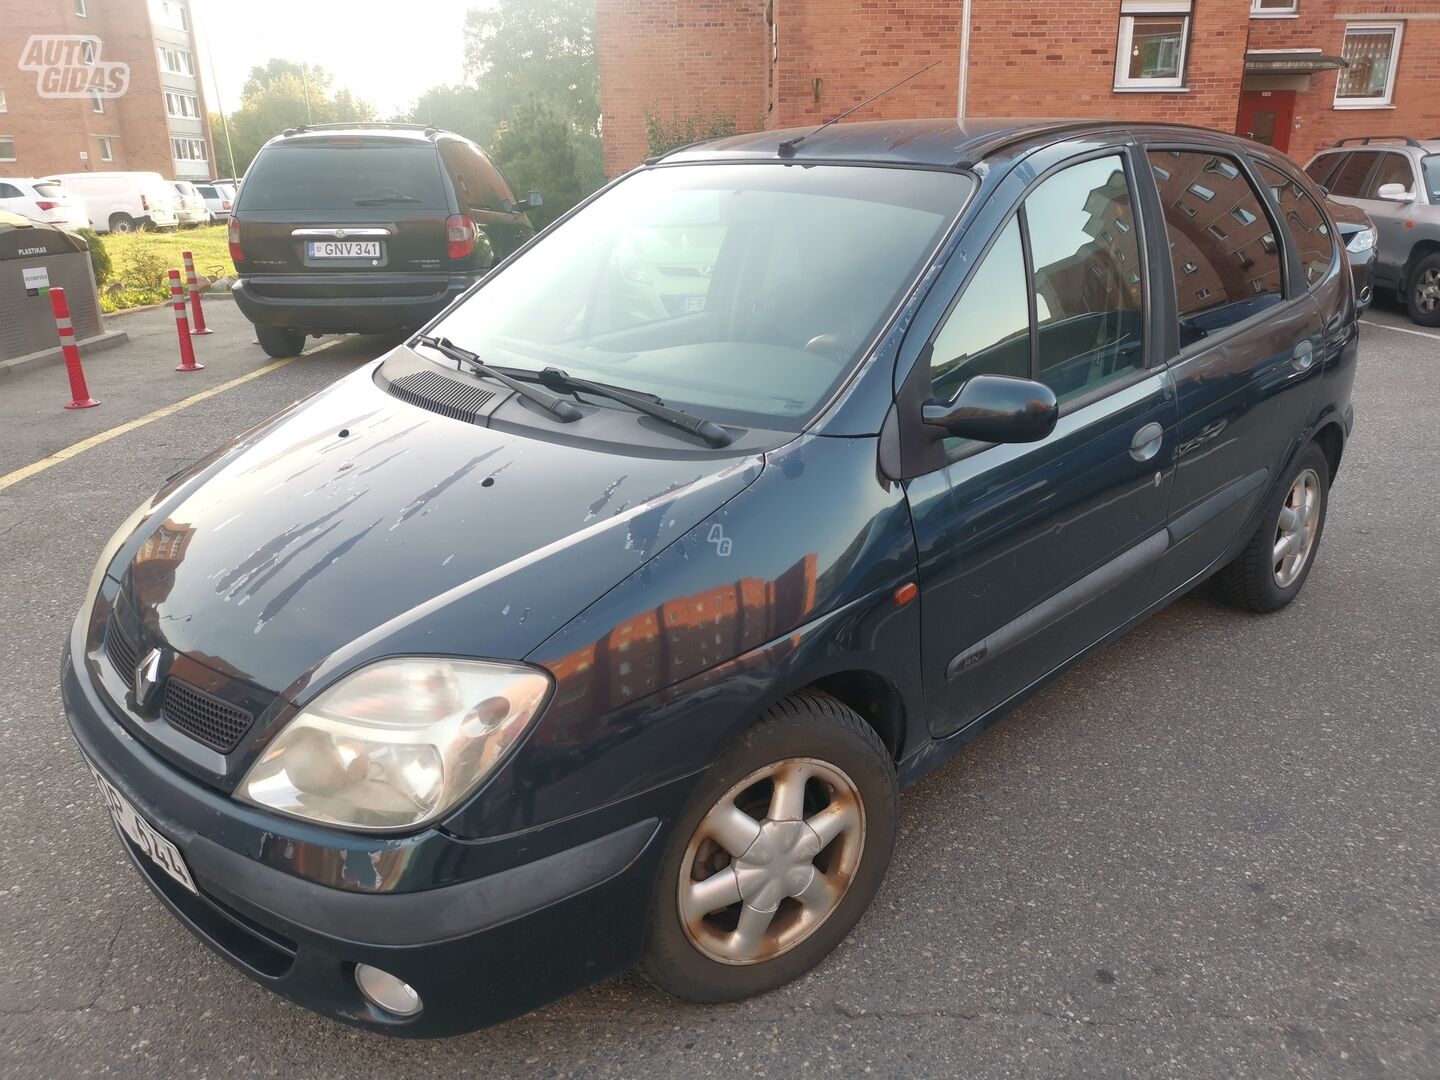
[
  {"left": 62, "top": 649, "right": 676, "bottom": 1037},
  {"left": 233, "top": 272, "right": 476, "bottom": 333}
]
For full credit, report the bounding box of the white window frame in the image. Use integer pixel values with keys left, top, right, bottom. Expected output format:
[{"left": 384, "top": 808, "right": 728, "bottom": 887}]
[
  {"left": 158, "top": 45, "right": 194, "bottom": 76},
  {"left": 98, "top": 135, "right": 114, "bottom": 162},
  {"left": 1250, "top": 0, "right": 1298, "bottom": 19},
  {"left": 0, "top": 87, "right": 7, "bottom": 113},
  {"left": 1335, "top": 22, "right": 1404, "bottom": 109},
  {"left": 91, "top": 89, "right": 104, "bottom": 114},
  {"left": 0, "top": 136, "right": 16, "bottom": 163},
  {"left": 74, "top": 0, "right": 88, "bottom": 16},
  {"left": 1114, "top": 0, "right": 1191, "bottom": 92}
]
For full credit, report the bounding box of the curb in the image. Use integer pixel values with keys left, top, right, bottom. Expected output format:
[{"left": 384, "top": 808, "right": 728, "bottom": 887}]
[
  {"left": 0, "top": 329, "right": 131, "bottom": 380},
  {"left": 104, "top": 289, "right": 237, "bottom": 319}
]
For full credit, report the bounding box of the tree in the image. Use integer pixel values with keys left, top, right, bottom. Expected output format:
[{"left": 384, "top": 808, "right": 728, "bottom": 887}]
[
  {"left": 490, "top": 99, "right": 581, "bottom": 230},
  {"left": 214, "top": 63, "right": 374, "bottom": 176},
  {"left": 398, "top": 84, "right": 500, "bottom": 148},
  {"left": 464, "top": 0, "right": 598, "bottom": 135}
]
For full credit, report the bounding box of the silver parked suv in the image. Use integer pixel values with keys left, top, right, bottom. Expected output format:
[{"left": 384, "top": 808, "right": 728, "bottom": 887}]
[{"left": 1305, "top": 136, "right": 1440, "bottom": 326}]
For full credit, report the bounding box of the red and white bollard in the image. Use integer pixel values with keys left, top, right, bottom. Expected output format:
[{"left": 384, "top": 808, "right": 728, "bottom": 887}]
[
  {"left": 181, "top": 250, "right": 213, "bottom": 335},
  {"left": 169, "top": 269, "right": 205, "bottom": 372},
  {"left": 50, "top": 286, "right": 100, "bottom": 409}
]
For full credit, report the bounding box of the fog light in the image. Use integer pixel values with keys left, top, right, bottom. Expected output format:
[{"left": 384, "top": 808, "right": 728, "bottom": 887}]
[{"left": 354, "top": 964, "right": 423, "bottom": 1018}]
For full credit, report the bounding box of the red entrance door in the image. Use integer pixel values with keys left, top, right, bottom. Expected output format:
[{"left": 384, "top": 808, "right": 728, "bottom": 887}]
[{"left": 1237, "top": 90, "right": 1296, "bottom": 154}]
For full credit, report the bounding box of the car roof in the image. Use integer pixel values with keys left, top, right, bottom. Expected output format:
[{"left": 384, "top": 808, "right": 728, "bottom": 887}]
[
  {"left": 1312, "top": 138, "right": 1440, "bottom": 156},
  {"left": 272, "top": 125, "right": 442, "bottom": 147},
  {"left": 656, "top": 117, "right": 1255, "bottom": 169}
]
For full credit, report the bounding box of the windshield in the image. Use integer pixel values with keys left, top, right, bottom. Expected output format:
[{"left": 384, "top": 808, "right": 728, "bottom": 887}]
[
  {"left": 427, "top": 163, "right": 971, "bottom": 430},
  {"left": 237, "top": 142, "right": 447, "bottom": 211},
  {"left": 1423, "top": 155, "right": 1440, "bottom": 203}
]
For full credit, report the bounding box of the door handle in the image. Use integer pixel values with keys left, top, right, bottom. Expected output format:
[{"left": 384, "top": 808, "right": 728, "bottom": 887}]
[
  {"left": 1129, "top": 421, "right": 1164, "bottom": 462},
  {"left": 1291, "top": 340, "right": 1315, "bottom": 372}
]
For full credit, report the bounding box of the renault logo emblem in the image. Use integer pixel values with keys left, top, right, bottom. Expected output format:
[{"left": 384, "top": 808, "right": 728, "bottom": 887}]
[{"left": 134, "top": 648, "right": 164, "bottom": 710}]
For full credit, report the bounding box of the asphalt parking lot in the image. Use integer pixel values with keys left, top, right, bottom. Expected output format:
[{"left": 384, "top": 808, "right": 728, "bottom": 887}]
[{"left": 0, "top": 296, "right": 1436, "bottom": 1078}]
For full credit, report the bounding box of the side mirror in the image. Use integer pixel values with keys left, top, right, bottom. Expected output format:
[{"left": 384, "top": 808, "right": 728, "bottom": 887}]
[
  {"left": 526, "top": 190, "right": 544, "bottom": 209},
  {"left": 1376, "top": 182, "right": 1414, "bottom": 203},
  {"left": 922, "top": 374, "right": 1058, "bottom": 444}
]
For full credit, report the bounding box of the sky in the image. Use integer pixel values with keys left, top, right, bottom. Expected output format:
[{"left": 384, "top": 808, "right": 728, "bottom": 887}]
[{"left": 194, "top": 0, "right": 474, "bottom": 120}]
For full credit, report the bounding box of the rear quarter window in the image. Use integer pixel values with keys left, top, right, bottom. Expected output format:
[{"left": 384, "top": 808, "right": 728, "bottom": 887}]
[{"left": 237, "top": 141, "right": 448, "bottom": 211}]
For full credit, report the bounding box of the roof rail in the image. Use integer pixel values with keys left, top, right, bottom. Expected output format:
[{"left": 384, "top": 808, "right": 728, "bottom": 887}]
[
  {"left": 1332, "top": 135, "right": 1421, "bottom": 148},
  {"left": 282, "top": 122, "right": 439, "bottom": 137}
]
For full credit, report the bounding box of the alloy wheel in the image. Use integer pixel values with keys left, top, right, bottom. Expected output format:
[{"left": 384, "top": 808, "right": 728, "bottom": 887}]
[
  {"left": 678, "top": 757, "right": 865, "bottom": 965},
  {"left": 1273, "top": 468, "right": 1321, "bottom": 588},
  {"left": 1415, "top": 267, "right": 1440, "bottom": 315}
]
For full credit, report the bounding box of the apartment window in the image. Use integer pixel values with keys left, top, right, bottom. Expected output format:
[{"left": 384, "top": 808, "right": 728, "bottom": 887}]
[
  {"left": 1250, "top": 0, "right": 1297, "bottom": 17},
  {"left": 98, "top": 136, "right": 114, "bottom": 162},
  {"left": 0, "top": 137, "right": 15, "bottom": 162},
  {"left": 0, "top": 87, "right": 7, "bottom": 113},
  {"left": 1335, "top": 23, "right": 1403, "bottom": 107},
  {"left": 74, "top": 0, "right": 87, "bottom": 15},
  {"left": 164, "top": 91, "right": 200, "bottom": 118},
  {"left": 81, "top": 40, "right": 95, "bottom": 63},
  {"left": 91, "top": 90, "right": 104, "bottom": 113},
  {"left": 171, "top": 137, "right": 207, "bottom": 162},
  {"left": 158, "top": 45, "right": 194, "bottom": 76},
  {"left": 157, "top": 0, "right": 189, "bottom": 30},
  {"left": 1115, "top": 0, "right": 1190, "bottom": 90}
]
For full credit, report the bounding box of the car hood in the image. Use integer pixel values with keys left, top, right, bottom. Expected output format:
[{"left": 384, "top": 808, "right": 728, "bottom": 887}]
[{"left": 112, "top": 362, "right": 763, "bottom": 707}]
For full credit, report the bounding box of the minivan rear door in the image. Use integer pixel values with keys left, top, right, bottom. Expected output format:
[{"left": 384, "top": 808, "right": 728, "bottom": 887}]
[{"left": 233, "top": 137, "right": 451, "bottom": 275}]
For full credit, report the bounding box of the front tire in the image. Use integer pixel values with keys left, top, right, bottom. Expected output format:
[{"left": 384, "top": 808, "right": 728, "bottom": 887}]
[
  {"left": 640, "top": 690, "right": 897, "bottom": 1003},
  {"left": 254, "top": 324, "right": 306, "bottom": 359},
  {"left": 1216, "top": 443, "right": 1329, "bottom": 613},
  {"left": 1405, "top": 253, "right": 1440, "bottom": 327}
]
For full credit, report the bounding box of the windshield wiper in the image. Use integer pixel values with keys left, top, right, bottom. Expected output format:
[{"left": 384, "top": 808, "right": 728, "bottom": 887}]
[
  {"left": 538, "top": 367, "right": 732, "bottom": 448},
  {"left": 412, "top": 336, "right": 581, "bottom": 422},
  {"left": 353, "top": 194, "right": 421, "bottom": 205}
]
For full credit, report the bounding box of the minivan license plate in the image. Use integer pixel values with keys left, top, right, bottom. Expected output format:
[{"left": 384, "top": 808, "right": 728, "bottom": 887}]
[
  {"left": 307, "top": 241, "right": 381, "bottom": 259},
  {"left": 86, "top": 761, "right": 198, "bottom": 895}
]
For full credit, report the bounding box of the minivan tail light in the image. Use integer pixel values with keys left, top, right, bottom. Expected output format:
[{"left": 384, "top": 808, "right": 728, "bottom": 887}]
[
  {"left": 228, "top": 217, "right": 243, "bottom": 263},
  {"left": 221, "top": 200, "right": 231, "bottom": 211},
  {"left": 446, "top": 214, "right": 477, "bottom": 260},
  {"left": 141, "top": 194, "right": 150, "bottom": 212}
]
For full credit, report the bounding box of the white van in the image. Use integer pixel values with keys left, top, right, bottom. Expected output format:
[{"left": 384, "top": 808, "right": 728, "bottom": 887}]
[{"left": 44, "top": 171, "right": 180, "bottom": 233}]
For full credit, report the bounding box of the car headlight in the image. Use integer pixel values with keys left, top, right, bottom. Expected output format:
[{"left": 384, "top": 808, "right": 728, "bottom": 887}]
[
  {"left": 238, "top": 658, "right": 551, "bottom": 832},
  {"left": 1346, "top": 227, "right": 1376, "bottom": 253}
]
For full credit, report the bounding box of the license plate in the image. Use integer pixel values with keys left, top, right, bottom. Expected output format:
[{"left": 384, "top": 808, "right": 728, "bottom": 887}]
[
  {"left": 307, "top": 240, "right": 381, "bottom": 259},
  {"left": 86, "top": 760, "right": 198, "bottom": 896}
]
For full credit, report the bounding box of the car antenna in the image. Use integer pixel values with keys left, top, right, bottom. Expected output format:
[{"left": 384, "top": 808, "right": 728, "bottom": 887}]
[{"left": 777, "top": 59, "right": 941, "bottom": 158}]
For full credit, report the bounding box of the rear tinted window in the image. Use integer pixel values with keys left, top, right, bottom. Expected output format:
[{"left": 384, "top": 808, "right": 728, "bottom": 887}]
[
  {"left": 196, "top": 185, "right": 216, "bottom": 198},
  {"left": 1148, "top": 150, "right": 1283, "bottom": 346},
  {"left": 32, "top": 182, "right": 64, "bottom": 199},
  {"left": 1256, "top": 161, "right": 1335, "bottom": 288},
  {"left": 1304, "top": 154, "right": 1344, "bottom": 188},
  {"left": 1328, "top": 152, "right": 1376, "bottom": 197},
  {"left": 237, "top": 142, "right": 448, "bottom": 211}
]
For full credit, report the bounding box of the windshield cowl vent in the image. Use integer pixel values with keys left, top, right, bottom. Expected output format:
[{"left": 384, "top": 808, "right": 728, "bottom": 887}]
[{"left": 376, "top": 351, "right": 512, "bottom": 425}]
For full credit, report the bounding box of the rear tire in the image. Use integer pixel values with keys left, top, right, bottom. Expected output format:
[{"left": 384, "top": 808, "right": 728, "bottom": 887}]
[
  {"left": 1404, "top": 252, "right": 1440, "bottom": 327},
  {"left": 254, "top": 325, "right": 306, "bottom": 359},
  {"left": 639, "top": 690, "right": 897, "bottom": 1004},
  {"left": 1215, "top": 443, "right": 1329, "bottom": 613},
  {"left": 108, "top": 213, "right": 135, "bottom": 234}
]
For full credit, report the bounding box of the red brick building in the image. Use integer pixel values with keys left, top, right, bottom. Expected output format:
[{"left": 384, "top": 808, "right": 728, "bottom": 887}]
[
  {"left": 597, "top": 0, "right": 1440, "bottom": 177},
  {"left": 0, "top": 0, "right": 215, "bottom": 180}
]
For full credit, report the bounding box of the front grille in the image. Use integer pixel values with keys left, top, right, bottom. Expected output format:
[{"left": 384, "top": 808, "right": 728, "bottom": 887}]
[
  {"left": 105, "top": 618, "right": 138, "bottom": 691},
  {"left": 161, "top": 679, "right": 252, "bottom": 754},
  {"left": 385, "top": 369, "right": 497, "bottom": 424}
]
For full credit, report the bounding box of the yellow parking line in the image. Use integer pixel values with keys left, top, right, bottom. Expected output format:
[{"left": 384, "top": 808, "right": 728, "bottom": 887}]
[{"left": 0, "top": 339, "right": 343, "bottom": 494}]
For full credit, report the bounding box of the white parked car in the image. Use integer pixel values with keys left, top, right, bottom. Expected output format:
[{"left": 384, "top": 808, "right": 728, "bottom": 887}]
[
  {"left": 194, "top": 181, "right": 236, "bottom": 223},
  {"left": 0, "top": 177, "right": 92, "bottom": 230},
  {"left": 171, "top": 180, "right": 210, "bottom": 227},
  {"left": 44, "top": 171, "right": 180, "bottom": 233}
]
